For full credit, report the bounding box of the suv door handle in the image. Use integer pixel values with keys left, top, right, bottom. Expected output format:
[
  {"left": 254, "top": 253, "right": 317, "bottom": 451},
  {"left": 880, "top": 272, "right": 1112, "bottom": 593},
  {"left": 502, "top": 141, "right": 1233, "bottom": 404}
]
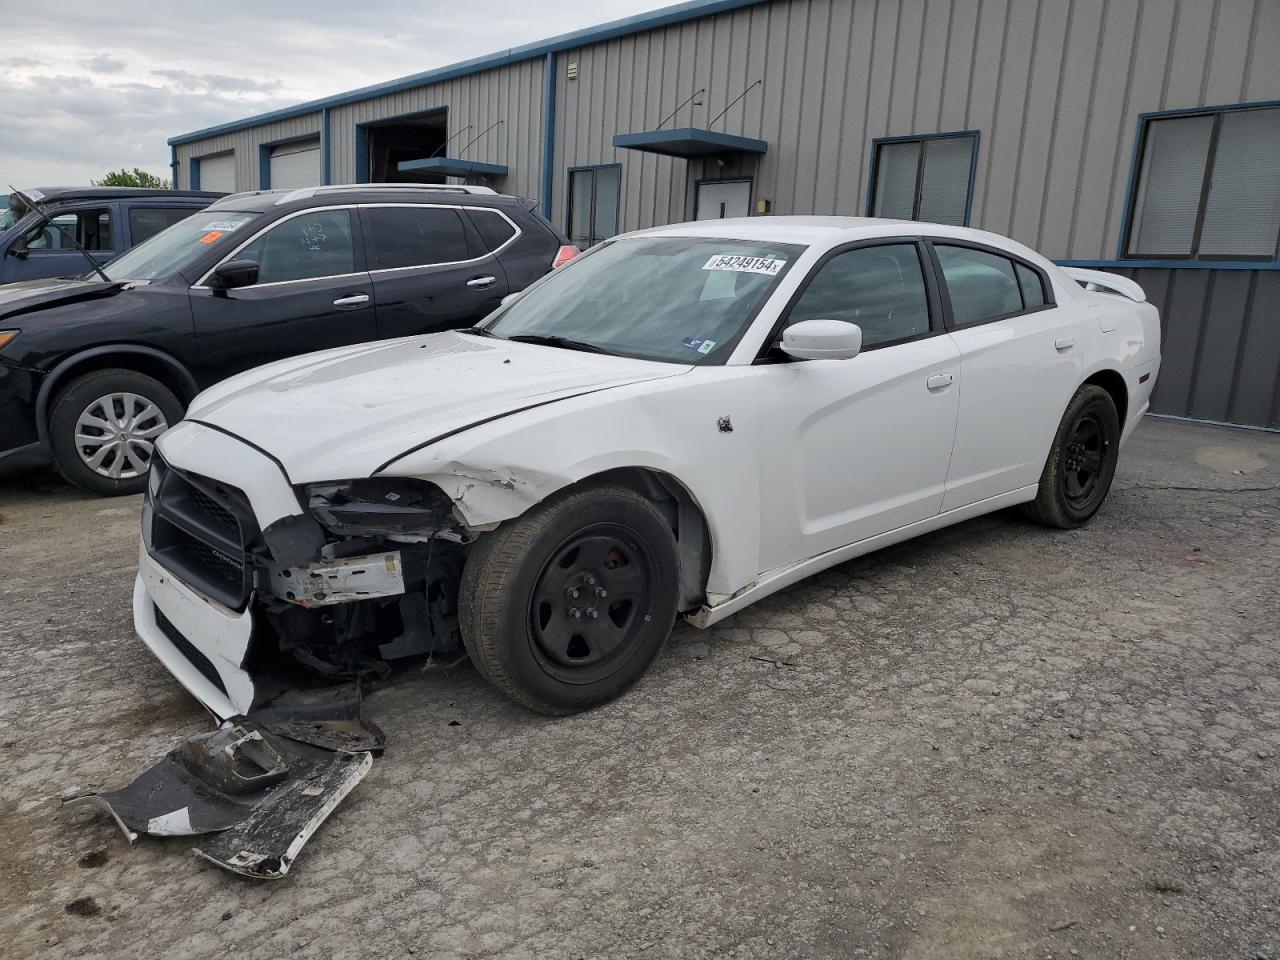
[
  {"left": 333, "top": 294, "right": 369, "bottom": 308},
  {"left": 926, "top": 373, "right": 954, "bottom": 391},
  {"left": 466, "top": 275, "right": 497, "bottom": 289},
  {"left": 1055, "top": 336, "right": 1076, "bottom": 351}
]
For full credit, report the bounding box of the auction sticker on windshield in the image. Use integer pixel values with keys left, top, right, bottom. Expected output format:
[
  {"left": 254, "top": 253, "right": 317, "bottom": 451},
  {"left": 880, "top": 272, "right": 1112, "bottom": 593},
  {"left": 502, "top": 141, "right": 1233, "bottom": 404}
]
[{"left": 702, "top": 254, "right": 786, "bottom": 276}]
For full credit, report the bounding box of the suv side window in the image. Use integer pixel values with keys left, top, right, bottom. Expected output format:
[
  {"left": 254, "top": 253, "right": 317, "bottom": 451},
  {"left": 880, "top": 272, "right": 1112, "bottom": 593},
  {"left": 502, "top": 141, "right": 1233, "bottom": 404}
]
[
  {"left": 467, "top": 209, "right": 517, "bottom": 254},
  {"left": 363, "top": 206, "right": 471, "bottom": 270},
  {"left": 786, "top": 243, "right": 932, "bottom": 348},
  {"left": 236, "top": 209, "right": 356, "bottom": 284},
  {"left": 129, "top": 207, "right": 196, "bottom": 245},
  {"left": 24, "top": 209, "right": 113, "bottom": 252},
  {"left": 932, "top": 244, "right": 1024, "bottom": 326}
]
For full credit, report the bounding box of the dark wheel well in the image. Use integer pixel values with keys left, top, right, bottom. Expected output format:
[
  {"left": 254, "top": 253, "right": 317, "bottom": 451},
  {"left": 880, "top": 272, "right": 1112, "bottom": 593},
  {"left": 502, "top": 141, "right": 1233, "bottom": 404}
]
[
  {"left": 564, "top": 467, "right": 712, "bottom": 612},
  {"left": 39, "top": 350, "right": 196, "bottom": 439},
  {"left": 1083, "top": 369, "right": 1128, "bottom": 427}
]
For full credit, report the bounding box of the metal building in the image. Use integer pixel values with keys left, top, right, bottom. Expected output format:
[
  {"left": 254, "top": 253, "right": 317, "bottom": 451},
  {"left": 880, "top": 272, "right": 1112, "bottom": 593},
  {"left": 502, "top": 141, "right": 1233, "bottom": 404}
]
[{"left": 169, "top": 0, "right": 1280, "bottom": 430}]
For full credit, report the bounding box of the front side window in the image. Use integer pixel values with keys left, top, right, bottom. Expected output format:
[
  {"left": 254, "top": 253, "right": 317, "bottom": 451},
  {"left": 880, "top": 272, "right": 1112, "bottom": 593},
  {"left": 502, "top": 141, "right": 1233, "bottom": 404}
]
[
  {"left": 483, "top": 236, "right": 802, "bottom": 364},
  {"left": 567, "top": 165, "right": 621, "bottom": 248},
  {"left": 870, "top": 133, "right": 977, "bottom": 226},
  {"left": 1125, "top": 105, "right": 1280, "bottom": 259},
  {"left": 934, "top": 244, "right": 1031, "bottom": 326},
  {"left": 786, "top": 243, "right": 931, "bottom": 348},
  {"left": 129, "top": 207, "right": 197, "bottom": 245},
  {"left": 363, "top": 206, "right": 471, "bottom": 270},
  {"left": 23, "top": 209, "right": 112, "bottom": 252},
  {"left": 237, "top": 209, "right": 355, "bottom": 284}
]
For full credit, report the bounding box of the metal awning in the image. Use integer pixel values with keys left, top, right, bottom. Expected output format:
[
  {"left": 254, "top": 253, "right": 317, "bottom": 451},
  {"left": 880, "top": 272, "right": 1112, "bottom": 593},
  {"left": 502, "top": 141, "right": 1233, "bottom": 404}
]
[
  {"left": 396, "top": 157, "right": 508, "bottom": 178},
  {"left": 611, "top": 127, "right": 768, "bottom": 159}
]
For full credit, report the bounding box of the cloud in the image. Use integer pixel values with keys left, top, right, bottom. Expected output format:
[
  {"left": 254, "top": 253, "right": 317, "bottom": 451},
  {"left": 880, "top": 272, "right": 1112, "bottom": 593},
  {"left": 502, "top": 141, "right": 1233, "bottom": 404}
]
[
  {"left": 83, "top": 53, "right": 126, "bottom": 73},
  {"left": 150, "top": 69, "right": 282, "bottom": 95}
]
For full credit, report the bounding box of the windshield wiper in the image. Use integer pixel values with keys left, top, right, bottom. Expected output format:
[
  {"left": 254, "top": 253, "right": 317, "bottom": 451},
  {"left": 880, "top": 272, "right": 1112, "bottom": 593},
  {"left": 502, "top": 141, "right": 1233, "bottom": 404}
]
[{"left": 506, "top": 334, "right": 611, "bottom": 355}]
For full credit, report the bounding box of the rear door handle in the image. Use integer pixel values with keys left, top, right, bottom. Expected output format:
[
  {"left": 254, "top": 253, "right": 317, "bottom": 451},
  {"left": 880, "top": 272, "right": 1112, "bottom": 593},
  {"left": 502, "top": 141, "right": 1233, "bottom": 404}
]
[
  {"left": 467, "top": 276, "right": 497, "bottom": 289},
  {"left": 926, "top": 373, "right": 954, "bottom": 391},
  {"left": 1055, "top": 337, "right": 1076, "bottom": 351},
  {"left": 333, "top": 294, "right": 369, "bottom": 308}
]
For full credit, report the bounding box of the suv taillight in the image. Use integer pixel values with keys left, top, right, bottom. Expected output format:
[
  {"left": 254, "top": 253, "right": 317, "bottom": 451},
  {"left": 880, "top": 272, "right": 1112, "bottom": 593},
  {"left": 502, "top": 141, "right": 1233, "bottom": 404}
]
[{"left": 552, "top": 245, "right": 581, "bottom": 269}]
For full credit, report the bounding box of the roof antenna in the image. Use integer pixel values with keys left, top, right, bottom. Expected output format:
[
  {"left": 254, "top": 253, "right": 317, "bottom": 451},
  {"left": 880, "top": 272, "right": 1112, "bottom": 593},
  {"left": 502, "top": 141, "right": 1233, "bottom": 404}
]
[{"left": 8, "top": 186, "right": 112, "bottom": 283}]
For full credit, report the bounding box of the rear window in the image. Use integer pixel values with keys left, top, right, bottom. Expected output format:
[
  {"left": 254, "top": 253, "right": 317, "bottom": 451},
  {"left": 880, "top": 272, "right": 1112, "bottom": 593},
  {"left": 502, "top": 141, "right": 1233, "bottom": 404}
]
[
  {"left": 363, "top": 206, "right": 472, "bottom": 269},
  {"left": 468, "top": 209, "right": 517, "bottom": 253}
]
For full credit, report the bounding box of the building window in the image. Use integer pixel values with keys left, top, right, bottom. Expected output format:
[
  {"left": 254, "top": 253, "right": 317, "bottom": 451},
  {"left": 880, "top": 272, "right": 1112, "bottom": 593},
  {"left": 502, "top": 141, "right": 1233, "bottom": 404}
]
[
  {"left": 567, "top": 164, "right": 621, "bottom": 248},
  {"left": 1124, "top": 104, "right": 1280, "bottom": 260},
  {"left": 868, "top": 132, "right": 978, "bottom": 226}
]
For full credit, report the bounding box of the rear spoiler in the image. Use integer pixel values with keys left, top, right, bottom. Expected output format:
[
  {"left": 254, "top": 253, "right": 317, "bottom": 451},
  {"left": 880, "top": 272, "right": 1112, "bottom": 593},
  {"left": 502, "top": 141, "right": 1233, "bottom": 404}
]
[{"left": 1063, "top": 267, "right": 1146, "bottom": 303}]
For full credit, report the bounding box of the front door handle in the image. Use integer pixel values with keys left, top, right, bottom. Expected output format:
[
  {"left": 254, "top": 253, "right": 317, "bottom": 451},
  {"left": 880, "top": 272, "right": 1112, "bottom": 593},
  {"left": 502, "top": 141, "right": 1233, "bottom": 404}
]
[
  {"left": 467, "top": 275, "right": 497, "bottom": 289},
  {"left": 333, "top": 294, "right": 370, "bottom": 308},
  {"left": 927, "top": 373, "right": 954, "bottom": 391},
  {"left": 1055, "top": 336, "right": 1076, "bottom": 351}
]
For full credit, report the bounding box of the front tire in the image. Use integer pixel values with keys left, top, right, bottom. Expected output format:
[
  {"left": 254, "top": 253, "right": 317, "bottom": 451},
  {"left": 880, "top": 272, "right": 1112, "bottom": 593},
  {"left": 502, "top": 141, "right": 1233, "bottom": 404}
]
[
  {"left": 48, "top": 368, "right": 182, "bottom": 497},
  {"left": 1023, "top": 384, "right": 1120, "bottom": 529},
  {"left": 459, "top": 485, "right": 681, "bottom": 714}
]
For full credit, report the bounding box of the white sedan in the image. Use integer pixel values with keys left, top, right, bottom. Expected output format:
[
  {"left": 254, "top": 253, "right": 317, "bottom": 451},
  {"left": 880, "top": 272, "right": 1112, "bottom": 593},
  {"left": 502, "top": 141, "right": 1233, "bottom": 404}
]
[{"left": 136, "top": 217, "right": 1161, "bottom": 718}]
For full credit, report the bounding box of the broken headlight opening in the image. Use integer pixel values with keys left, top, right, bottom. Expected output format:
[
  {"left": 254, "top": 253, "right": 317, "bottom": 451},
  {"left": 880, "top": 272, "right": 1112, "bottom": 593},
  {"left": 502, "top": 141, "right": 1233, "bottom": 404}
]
[{"left": 306, "top": 477, "right": 467, "bottom": 541}]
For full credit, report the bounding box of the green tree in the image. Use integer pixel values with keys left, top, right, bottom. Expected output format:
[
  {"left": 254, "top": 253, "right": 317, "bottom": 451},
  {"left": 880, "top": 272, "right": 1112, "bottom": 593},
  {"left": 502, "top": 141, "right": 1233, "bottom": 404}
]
[{"left": 91, "top": 168, "right": 171, "bottom": 189}]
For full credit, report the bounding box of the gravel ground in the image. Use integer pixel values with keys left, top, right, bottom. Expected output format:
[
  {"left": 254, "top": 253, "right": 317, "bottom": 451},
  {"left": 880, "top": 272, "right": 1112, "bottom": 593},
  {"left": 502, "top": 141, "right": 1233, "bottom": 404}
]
[{"left": 1, "top": 417, "right": 1277, "bottom": 960}]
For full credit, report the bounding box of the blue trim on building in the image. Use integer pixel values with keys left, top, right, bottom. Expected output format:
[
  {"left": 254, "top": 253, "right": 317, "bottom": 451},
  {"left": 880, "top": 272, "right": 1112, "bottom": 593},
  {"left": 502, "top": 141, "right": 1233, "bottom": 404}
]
[
  {"left": 169, "top": 145, "right": 178, "bottom": 188},
  {"left": 398, "top": 157, "right": 508, "bottom": 177},
  {"left": 612, "top": 127, "right": 768, "bottom": 158},
  {"left": 167, "top": 0, "right": 771, "bottom": 146},
  {"left": 189, "top": 156, "right": 201, "bottom": 191},
  {"left": 540, "top": 52, "right": 557, "bottom": 219},
  {"left": 1056, "top": 258, "right": 1280, "bottom": 271},
  {"left": 864, "top": 129, "right": 980, "bottom": 225},
  {"left": 1115, "top": 98, "right": 1280, "bottom": 263}
]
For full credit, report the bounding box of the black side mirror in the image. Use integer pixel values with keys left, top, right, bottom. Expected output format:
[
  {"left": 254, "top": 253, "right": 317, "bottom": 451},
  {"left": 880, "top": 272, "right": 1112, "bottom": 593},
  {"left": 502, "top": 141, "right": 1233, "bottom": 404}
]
[
  {"left": 7, "top": 239, "right": 28, "bottom": 260},
  {"left": 208, "top": 259, "right": 259, "bottom": 290}
]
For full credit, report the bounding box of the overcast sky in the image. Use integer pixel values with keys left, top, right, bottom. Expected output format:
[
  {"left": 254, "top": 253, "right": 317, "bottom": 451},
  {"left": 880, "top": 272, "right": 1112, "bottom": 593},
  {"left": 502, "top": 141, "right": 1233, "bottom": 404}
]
[{"left": 0, "top": 0, "right": 666, "bottom": 188}]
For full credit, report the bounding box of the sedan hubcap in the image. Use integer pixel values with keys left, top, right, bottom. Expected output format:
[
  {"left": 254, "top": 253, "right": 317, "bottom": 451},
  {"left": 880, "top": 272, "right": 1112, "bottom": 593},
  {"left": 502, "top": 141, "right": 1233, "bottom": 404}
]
[
  {"left": 74, "top": 392, "right": 168, "bottom": 480},
  {"left": 1062, "top": 411, "right": 1108, "bottom": 507},
  {"left": 530, "top": 528, "right": 652, "bottom": 683}
]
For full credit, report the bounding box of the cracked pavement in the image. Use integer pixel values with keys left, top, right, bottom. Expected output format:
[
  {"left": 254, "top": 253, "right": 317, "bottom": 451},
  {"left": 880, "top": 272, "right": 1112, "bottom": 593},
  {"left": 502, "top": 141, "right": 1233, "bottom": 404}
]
[{"left": 1, "top": 417, "right": 1277, "bottom": 959}]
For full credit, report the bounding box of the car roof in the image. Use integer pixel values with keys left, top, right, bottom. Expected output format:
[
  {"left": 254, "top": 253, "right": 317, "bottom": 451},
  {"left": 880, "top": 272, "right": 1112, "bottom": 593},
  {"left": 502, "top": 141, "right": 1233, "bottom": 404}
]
[
  {"left": 622, "top": 216, "right": 1060, "bottom": 266},
  {"left": 17, "top": 187, "right": 225, "bottom": 203},
  {"left": 209, "top": 184, "right": 534, "bottom": 214}
]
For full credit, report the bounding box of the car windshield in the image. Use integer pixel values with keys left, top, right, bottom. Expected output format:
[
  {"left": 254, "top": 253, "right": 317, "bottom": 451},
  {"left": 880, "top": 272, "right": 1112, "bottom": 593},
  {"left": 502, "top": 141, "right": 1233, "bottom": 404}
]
[
  {"left": 101, "top": 210, "right": 260, "bottom": 281},
  {"left": 481, "top": 236, "right": 804, "bottom": 364}
]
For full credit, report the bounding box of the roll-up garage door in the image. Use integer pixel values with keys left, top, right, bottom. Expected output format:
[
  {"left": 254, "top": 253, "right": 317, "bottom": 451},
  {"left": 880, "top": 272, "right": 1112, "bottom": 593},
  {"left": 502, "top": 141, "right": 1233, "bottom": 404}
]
[
  {"left": 269, "top": 140, "right": 321, "bottom": 189},
  {"left": 198, "top": 153, "right": 236, "bottom": 193}
]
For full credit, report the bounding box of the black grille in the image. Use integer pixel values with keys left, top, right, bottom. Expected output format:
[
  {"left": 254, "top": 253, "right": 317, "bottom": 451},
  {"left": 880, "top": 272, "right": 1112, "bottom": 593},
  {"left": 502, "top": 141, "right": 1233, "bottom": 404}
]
[
  {"left": 148, "top": 460, "right": 258, "bottom": 610},
  {"left": 154, "top": 605, "right": 228, "bottom": 696}
]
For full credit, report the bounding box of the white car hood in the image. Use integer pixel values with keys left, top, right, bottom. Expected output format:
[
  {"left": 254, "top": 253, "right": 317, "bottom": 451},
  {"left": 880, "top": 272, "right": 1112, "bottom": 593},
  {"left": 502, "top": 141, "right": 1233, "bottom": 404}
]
[{"left": 186, "top": 331, "right": 688, "bottom": 482}]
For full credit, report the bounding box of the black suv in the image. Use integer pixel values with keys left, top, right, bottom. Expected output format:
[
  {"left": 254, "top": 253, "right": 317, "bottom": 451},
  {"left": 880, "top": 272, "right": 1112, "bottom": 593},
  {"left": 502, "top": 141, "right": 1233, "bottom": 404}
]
[
  {"left": 1, "top": 187, "right": 223, "bottom": 285},
  {"left": 0, "top": 184, "right": 574, "bottom": 495}
]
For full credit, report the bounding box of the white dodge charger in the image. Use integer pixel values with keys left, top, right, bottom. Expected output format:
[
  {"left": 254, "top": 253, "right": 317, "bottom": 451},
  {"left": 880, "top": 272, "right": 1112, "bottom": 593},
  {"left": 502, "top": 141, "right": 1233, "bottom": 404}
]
[{"left": 136, "top": 217, "right": 1161, "bottom": 718}]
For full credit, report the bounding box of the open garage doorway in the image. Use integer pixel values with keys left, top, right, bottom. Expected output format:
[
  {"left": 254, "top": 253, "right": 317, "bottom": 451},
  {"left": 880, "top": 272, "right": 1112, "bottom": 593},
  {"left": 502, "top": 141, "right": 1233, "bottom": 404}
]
[{"left": 358, "top": 109, "right": 449, "bottom": 183}]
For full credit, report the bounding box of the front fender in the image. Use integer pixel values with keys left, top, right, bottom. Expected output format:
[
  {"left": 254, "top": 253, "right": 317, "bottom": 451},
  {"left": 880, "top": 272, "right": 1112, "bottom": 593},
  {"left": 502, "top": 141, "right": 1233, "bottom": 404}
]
[{"left": 383, "top": 369, "right": 763, "bottom": 598}]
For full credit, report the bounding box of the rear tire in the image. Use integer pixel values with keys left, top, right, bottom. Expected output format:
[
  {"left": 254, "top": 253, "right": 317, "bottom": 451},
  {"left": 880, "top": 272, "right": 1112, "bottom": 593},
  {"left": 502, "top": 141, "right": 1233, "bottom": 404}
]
[
  {"left": 458, "top": 485, "right": 680, "bottom": 714},
  {"left": 1022, "top": 384, "right": 1120, "bottom": 529},
  {"left": 49, "top": 368, "right": 182, "bottom": 497}
]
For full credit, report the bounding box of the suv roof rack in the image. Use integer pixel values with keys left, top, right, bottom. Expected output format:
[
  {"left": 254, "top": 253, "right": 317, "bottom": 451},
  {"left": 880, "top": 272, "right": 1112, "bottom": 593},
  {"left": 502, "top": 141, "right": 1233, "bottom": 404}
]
[{"left": 272, "top": 183, "right": 498, "bottom": 205}]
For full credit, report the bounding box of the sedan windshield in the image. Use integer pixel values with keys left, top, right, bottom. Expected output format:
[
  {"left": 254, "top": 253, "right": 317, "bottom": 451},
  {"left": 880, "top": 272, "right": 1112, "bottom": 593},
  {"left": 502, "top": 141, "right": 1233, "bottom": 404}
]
[
  {"left": 482, "top": 236, "right": 804, "bottom": 364},
  {"left": 101, "top": 210, "right": 260, "bottom": 281}
]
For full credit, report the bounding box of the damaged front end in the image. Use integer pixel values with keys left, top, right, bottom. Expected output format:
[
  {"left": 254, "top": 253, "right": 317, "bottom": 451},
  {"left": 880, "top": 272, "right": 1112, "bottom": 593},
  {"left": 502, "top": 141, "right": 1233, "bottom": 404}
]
[{"left": 98, "top": 452, "right": 477, "bottom": 877}]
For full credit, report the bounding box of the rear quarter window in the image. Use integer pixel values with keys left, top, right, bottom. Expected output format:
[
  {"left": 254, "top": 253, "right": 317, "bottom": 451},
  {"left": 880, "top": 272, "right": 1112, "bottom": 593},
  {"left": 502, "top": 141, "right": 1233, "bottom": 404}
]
[{"left": 467, "top": 209, "right": 518, "bottom": 253}]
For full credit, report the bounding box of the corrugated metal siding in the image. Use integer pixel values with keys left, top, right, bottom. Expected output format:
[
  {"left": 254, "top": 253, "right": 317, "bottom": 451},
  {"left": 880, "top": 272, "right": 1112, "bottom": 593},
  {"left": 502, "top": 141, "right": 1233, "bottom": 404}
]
[
  {"left": 327, "top": 59, "right": 545, "bottom": 199},
  {"left": 174, "top": 114, "right": 321, "bottom": 191},
  {"left": 1118, "top": 268, "right": 1280, "bottom": 430},
  {"left": 550, "top": 0, "right": 1278, "bottom": 260}
]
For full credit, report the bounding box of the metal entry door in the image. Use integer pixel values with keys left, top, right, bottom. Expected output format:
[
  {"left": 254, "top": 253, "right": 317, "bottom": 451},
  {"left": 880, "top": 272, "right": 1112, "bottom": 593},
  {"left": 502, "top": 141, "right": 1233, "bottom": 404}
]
[{"left": 695, "top": 179, "right": 751, "bottom": 220}]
